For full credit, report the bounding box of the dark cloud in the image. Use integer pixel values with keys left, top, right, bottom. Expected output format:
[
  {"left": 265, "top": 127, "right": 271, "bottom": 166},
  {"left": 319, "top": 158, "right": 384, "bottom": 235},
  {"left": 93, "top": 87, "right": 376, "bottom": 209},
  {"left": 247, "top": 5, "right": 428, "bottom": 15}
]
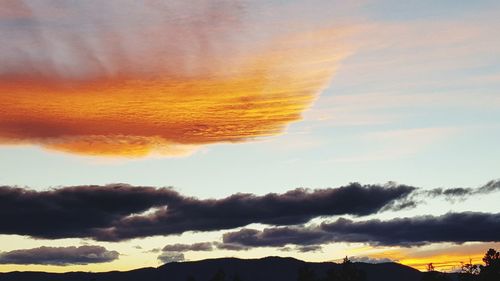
[
  {"left": 162, "top": 242, "right": 214, "bottom": 252},
  {"left": 0, "top": 184, "right": 179, "bottom": 239},
  {"left": 102, "top": 183, "right": 415, "bottom": 241},
  {"left": 0, "top": 246, "right": 118, "bottom": 265},
  {"left": 320, "top": 212, "right": 500, "bottom": 246},
  {"left": 296, "top": 245, "right": 323, "bottom": 253},
  {"left": 223, "top": 227, "right": 330, "bottom": 248},
  {"left": 1, "top": 181, "right": 497, "bottom": 241},
  {"left": 158, "top": 252, "right": 185, "bottom": 263},
  {"left": 277, "top": 245, "right": 323, "bottom": 253},
  {"left": 221, "top": 212, "right": 500, "bottom": 248},
  {"left": 214, "top": 242, "right": 250, "bottom": 251},
  {"left": 0, "top": 183, "right": 414, "bottom": 241},
  {"left": 158, "top": 242, "right": 214, "bottom": 263},
  {"left": 416, "top": 180, "right": 500, "bottom": 203},
  {"left": 479, "top": 180, "right": 500, "bottom": 193}
]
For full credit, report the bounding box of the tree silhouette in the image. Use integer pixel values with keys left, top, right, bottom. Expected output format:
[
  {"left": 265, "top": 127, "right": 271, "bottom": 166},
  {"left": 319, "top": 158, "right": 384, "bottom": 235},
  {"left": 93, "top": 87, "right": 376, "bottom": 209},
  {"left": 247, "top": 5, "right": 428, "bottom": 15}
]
[
  {"left": 209, "top": 269, "right": 226, "bottom": 281},
  {"left": 324, "top": 257, "right": 366, "bottom": 281},
  {"left": 459, "top": 259, "right": 480, "bottom": 281},
  {"left": 478, "top": 248, "right": 500, "bottom": 281},
  {"left": 427, "top": 263, "right": 435, "bottom": 272},
  {"left": 420, "top": 262, "right": 450, "bottom": 281},
  {"left": 482, "top": 249, "right": 499, "bottom": 267}
]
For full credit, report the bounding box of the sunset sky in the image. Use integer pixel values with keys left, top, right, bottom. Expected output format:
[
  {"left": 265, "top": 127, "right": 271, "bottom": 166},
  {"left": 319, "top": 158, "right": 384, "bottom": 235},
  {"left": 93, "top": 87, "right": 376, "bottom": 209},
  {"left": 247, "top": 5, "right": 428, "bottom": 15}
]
[{"left": 1, "top": 0, "right": 499, "bottom": 273}]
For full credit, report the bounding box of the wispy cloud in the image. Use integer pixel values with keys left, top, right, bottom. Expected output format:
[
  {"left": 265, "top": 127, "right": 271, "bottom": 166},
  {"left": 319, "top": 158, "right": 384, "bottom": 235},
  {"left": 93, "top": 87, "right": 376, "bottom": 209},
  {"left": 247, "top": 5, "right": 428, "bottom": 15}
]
[{"left": 0, "top": 0, "right": 353, "bottom": 157}]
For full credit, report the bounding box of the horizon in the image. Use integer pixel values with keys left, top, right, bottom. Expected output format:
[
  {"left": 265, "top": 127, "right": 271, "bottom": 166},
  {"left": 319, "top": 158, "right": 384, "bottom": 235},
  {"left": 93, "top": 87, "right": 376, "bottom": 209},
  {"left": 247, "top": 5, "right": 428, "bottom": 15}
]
[
  {"left": 0, "top": 255, "right": 473, "bottom": 273},
  {"left": 0, "top": 0, "right": 499, "bottom": 277}
]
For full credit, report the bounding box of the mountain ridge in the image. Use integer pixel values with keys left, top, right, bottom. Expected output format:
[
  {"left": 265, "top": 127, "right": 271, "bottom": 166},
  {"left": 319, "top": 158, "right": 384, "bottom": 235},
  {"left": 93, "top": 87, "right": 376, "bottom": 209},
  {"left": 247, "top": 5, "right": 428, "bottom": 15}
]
[{"left": 0, "top": 256, "right": 455, "bottom": 281}]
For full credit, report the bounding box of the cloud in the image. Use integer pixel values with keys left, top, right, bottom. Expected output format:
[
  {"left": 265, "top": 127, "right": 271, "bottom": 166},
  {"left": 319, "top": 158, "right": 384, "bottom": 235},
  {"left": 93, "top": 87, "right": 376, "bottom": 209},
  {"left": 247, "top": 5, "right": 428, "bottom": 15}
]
[
  {"left": 158, "top": 242, "right": 214, "bottom": 263},
  {"left": 158, "top": 240, "right": 322, "bottom": 258},
  {"left": 158, "top": 252, "right": 185, "bottom": 264},
  {"left": 213, "top": 242, "right": 250, "bottom": 251},
  {"left": 145, "top": 248, "right": 162, "bottom": 254},
  {"left": 2, "top": 181, "right": 497, "bottom": 241},
  {"left": 398, "top": 179, "right": 500, "bottom": 206},
  {"left": 220, "top": 212, "right": 500, "bottom": 248},
  {"left": 349, "top": 256, "right": 395, "bottom": 263},
  {"left": 99, "top": 182, "right": 414, "bottom": 241},
  {"left": 222, "top": 227, "right": 331, "bottom": 248},
  {"left": 0, "top": 182, "right": 413, "bottom": 240},
  {"left": 424, "top": 179, "right": 500, "bottom": 201},
  {"left": 0, "top": 246, "right": 118, "bottom": 265},
  {"left": 277, "top": 245, "right": 323, "bottom": 252},
  {"left": 0, "top": 0, "right": 352, "bottom": 157},
  {"left": 162, "top": 242, "right": 214, "bottom": 252},
  {"left": 0, "top": 184, "right": 179, "bottom": 238},
  {"left": 296, "top": 245, "right": 324, "bottom": 253}
]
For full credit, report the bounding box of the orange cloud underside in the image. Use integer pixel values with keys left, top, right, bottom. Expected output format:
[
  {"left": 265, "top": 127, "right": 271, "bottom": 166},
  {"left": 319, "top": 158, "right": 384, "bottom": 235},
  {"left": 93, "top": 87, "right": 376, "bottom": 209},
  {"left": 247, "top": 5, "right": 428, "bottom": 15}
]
[{"left": 0, "top": 30, "right": 348, "bottom": 156}]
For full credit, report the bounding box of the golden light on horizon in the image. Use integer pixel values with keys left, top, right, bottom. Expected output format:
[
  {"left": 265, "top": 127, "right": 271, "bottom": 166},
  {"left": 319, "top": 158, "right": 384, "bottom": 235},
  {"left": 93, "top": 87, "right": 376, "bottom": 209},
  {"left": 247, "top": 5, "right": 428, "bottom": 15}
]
[{"left": 368, "top": 242, "right": 500, "bottom": 272}]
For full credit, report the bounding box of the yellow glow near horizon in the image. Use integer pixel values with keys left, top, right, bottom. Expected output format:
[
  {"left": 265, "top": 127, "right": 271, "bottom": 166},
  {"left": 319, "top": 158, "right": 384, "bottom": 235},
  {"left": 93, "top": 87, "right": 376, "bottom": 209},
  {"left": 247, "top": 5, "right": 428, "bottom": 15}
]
[{"left": 1, "top": 235, "right": 498, "bottom": 273}]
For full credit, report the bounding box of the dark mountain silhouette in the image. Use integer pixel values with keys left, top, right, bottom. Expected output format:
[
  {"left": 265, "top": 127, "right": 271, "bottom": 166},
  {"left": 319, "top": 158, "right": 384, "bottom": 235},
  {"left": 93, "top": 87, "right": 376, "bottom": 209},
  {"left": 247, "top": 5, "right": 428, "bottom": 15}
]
[{"left": 0, "top": 256, "right": 458, "bottom": 281}]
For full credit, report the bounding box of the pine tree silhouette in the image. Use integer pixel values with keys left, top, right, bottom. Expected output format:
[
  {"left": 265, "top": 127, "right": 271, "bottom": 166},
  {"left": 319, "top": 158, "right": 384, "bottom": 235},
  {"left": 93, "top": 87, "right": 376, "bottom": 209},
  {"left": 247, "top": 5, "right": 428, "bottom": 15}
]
[{"left": 478, "top": 248, "right": 500, "bottom": 281}]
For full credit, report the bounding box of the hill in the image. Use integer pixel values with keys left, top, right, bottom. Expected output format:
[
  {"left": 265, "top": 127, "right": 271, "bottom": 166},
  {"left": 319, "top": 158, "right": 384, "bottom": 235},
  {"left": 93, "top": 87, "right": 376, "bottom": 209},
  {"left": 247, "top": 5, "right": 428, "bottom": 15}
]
[{"left": 0, "top": 256, "right": 447, "bottom": 281}]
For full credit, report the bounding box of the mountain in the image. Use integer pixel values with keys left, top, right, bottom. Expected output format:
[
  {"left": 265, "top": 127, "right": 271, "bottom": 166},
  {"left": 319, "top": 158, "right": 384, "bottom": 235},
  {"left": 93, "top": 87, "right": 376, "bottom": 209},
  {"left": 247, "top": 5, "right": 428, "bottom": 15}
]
[{"left": 0, "top": 256, "right": 454, "bottom": 281}]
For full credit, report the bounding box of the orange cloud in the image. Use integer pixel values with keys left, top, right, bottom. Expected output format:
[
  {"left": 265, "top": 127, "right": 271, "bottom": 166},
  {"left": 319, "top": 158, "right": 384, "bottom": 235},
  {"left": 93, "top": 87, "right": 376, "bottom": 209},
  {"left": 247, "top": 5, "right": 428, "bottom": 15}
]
[{"left": 0, "top": 1, "right": 352, "bottom": 156}]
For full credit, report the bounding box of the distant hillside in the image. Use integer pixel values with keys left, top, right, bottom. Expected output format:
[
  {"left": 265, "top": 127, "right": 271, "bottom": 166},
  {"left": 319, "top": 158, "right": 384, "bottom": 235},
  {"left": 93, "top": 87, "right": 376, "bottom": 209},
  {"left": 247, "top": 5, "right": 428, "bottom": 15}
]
[{"left": 0, "top": 256, "right": 455, "bottom": 281}]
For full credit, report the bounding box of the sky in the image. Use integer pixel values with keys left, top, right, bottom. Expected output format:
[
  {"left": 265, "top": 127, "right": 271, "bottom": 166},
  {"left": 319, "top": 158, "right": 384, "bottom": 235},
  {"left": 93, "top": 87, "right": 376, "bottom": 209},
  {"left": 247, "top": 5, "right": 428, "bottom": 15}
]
[{"left": 0, "top": 0, "right": 499, "bottom": 273}]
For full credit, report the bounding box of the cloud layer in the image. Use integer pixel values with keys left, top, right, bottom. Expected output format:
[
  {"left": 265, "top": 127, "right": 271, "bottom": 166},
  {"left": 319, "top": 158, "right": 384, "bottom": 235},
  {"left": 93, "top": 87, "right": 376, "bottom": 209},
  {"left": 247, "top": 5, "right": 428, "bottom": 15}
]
[
  {"left": 1, "top": 181, "right": 497, "bottom": 242},
  {"left": 221, "top": 212, "right": 500, "bottom": 248},
  {"left": 0, "top": 183, "right": 413, "bottom": 240},
  {"left": 0, "top": 0, "right": 351, "bottom": 156},
  {"left": 0, "top": 246, "right": 118, "bottom": 265}
]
